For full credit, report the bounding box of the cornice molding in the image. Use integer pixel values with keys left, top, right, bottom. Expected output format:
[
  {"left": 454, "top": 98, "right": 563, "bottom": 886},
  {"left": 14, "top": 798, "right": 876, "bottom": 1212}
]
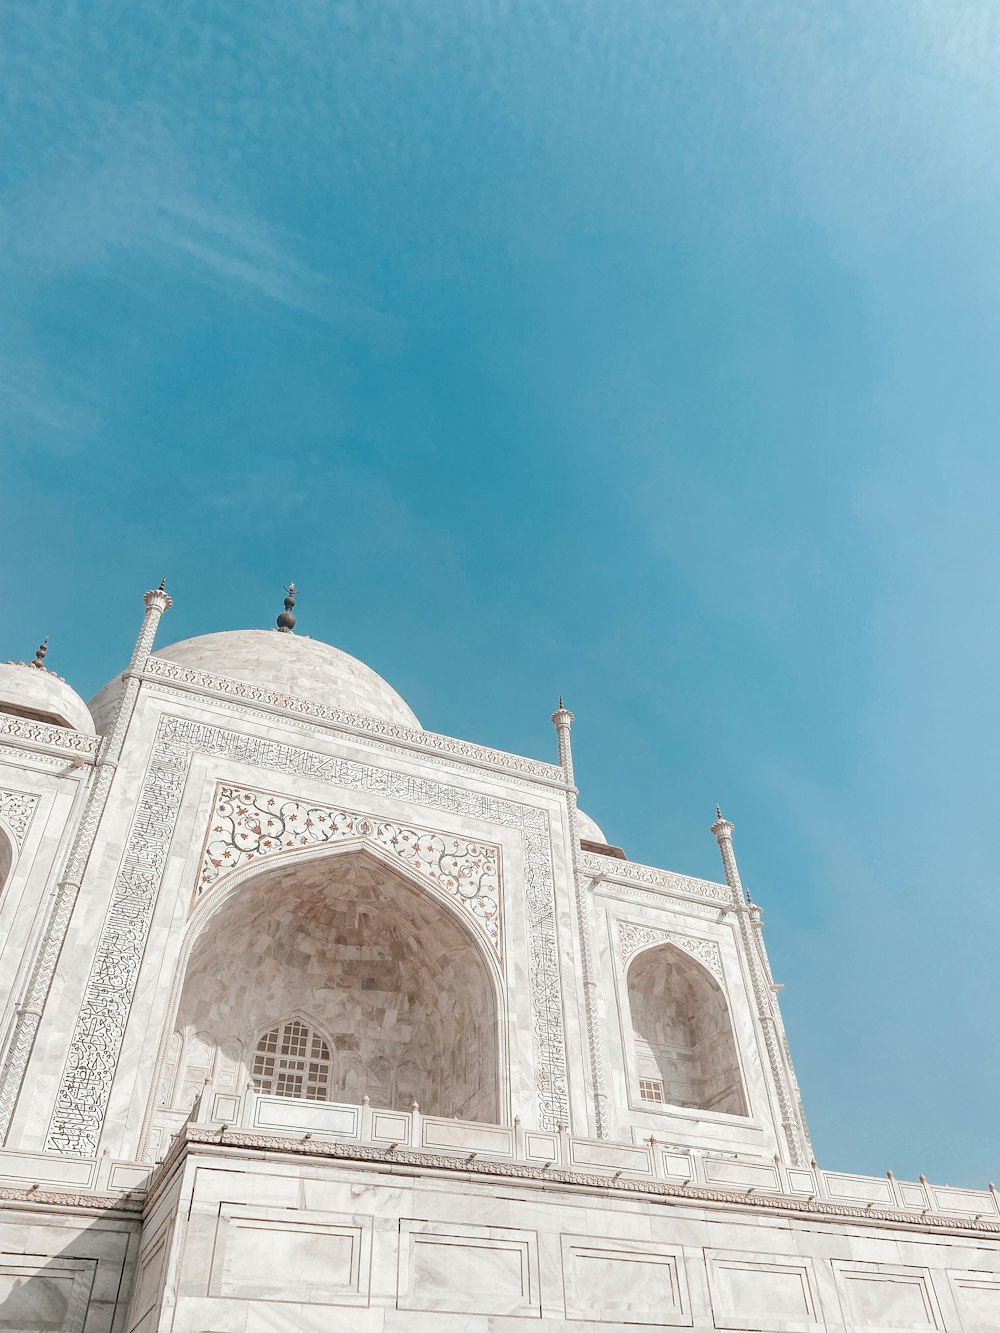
[
  {"left": 0, "top": 715, "right": 98, "bottom": 759},
  {"left": 143, "top": 657, "right": 564, "bottom": 786},
  {"left": 170, "top": 1126, "right": 1000, "bottom": 1239}
]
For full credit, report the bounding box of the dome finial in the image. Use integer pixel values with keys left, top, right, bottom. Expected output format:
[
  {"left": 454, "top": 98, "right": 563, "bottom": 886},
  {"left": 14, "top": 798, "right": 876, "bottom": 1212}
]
[
  {"left": 276, "top": 582, "right": 298, "bottom": 633},
  {"left": 30, "top": 637, "right": 48, "bottom": 670}
]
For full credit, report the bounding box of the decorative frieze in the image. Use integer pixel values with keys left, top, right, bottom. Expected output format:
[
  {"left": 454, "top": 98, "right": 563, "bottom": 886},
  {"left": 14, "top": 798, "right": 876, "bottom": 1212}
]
[
  {"left": 0, "top": 715, "right": 99, "bottom": 757},
  {"left": 47, "top": 714, "right": 568, "bottom": 1156},
  {"left": 198, "top": 784, "right": 503, "bottom": 954},
  {"left": 616, "top": 921, "right": 725, "bottom": 985},
  {"left": 581, "top": 851, "right": 731, "bottom": 906},
  {"left": 144, "top": 656, "right": 563, "bottom": 783}
]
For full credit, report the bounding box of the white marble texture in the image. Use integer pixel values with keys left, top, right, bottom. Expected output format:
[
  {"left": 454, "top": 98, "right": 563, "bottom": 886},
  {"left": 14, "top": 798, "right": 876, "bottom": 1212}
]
[
  {"left": 113, "top": 1139, "right": 1000, "bottom": 1332},
  {"left": 0, "top": 618, "right": 994, "bottom": 1331}
]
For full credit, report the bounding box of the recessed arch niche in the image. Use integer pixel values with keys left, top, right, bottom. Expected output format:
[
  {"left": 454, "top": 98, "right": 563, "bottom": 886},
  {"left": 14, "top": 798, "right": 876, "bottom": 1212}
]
[
  {"left": 165, "top": 847, "right": 501, "bottom": 1123},
  {"left": 626, "top": 943, "right": 747, "bottom": 1116},
  {"left": 0, "top": 826, "right": 13, "bottom": 897}
]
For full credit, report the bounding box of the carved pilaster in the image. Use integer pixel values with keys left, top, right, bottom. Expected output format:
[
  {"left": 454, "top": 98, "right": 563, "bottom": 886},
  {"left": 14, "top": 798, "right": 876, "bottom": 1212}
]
[
  {"left": 0, "top": 587, "right": 171, "bottom": 1143},
  {"left": 710, "top": 808, "right": 812, "bottom": 1166}
]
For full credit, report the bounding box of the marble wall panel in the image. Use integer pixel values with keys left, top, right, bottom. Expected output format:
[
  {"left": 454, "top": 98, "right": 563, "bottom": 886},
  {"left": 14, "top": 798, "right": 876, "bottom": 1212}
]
[
  {"left": 121, "top": 1144, "right": 1000, "bottom": 1332},
  {"left": 831, "top": 1260, "right": 943, "bottom": 1330},
  {"left": 825, "top": 1171, "right": 896, "bottom": 1205},
  {"left": 946, "top": 1269, "right": 1000, "bottom": 1333},
  {"left": 704, "top": 1249, "right": 821, "bottom": 1332},
  {"left": 0, "top": 1256, "right": 94, "bottom": 1333},
  {"left": 560, "top": 1233, "right": 691, "bottom": 1325},
  {"left": 0, "top": 1208, "right": 139, "bottom": 1333},
  {"left": 250, "top": 1095, "right": 360, "bottom": 1138},
  {"left": 126, "top": 1225, "right": 167, "bottom": 1333},
  {"left": 208, "top": 1204, "right": 371, "bottom": 1305},
  {"left": 397, "top": 1218, "right": 540, "bottom": 1318}
]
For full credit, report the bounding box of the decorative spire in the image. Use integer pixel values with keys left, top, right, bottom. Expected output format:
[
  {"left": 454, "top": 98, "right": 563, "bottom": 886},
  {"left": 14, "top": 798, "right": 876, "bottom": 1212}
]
[
  {"left": 710, "top": 804, "right": 747, "bottom": 903},
  {"left": 551, "top": 697, "right": 575, "bottom": 780},
  {"left": 29, "top": 637, "right": 48, "bottom": 670},
  {"left": 276, "top": 582, "right": 297, "bottom": 633}
]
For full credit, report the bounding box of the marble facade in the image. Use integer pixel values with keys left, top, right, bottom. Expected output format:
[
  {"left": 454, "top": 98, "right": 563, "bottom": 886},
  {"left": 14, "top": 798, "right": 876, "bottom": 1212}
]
[{"left": 0, "top": 589, "right": 996, "bottom": 1331}]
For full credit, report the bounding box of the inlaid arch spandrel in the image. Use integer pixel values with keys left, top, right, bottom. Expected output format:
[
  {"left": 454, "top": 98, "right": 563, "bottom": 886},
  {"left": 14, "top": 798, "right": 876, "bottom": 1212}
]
[
  {"left": 196, "top": 784, "right": 503, "bottom": 956},
  {"left": 617, "top": 920, "right": 725, "bottom": 986},
  {"left": 0, "top": 788, "right": 39, "bottom": 851}
]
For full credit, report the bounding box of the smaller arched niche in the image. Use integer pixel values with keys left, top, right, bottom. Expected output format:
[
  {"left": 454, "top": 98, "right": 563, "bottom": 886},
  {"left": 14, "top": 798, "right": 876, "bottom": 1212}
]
[
  {"left": 626, "top": 944, "right": 747, "bottom": 1116},
  {"left": 0, "top": 828, "right": 13, "bottom": 897}
]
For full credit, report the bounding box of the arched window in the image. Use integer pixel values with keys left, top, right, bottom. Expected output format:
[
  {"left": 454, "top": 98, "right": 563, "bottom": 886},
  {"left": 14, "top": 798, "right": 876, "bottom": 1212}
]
[
  {"left": 626, "top": 944, "right": 747, "bottom": 1116},
  {"left": 251, "top": 1018, "right": 332, "bottom": 1101}
]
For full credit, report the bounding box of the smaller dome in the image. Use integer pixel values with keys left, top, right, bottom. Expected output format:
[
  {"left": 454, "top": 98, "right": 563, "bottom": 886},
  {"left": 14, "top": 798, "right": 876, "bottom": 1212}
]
[
  {"left": 0, "top": 661, "right": 95, "bottom": 735},
  {"left": 577, "top": 809, "right": 608, "bottom": 845}
]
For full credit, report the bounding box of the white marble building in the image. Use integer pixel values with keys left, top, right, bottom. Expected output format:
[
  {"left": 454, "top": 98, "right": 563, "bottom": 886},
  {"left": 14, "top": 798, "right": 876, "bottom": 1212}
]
[{"left": 0, "top": 584, "right": 997, "bottom": 1332}]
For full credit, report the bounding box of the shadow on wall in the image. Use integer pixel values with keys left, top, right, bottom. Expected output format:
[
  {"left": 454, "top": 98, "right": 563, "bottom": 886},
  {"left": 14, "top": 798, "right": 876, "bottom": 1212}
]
[{"left": 0, "top": 1194, "right": 140, "bottom": 1332}]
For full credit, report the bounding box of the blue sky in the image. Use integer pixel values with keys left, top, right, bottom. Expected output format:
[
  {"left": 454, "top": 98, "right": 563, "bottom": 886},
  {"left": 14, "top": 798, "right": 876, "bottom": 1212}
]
[{"left": 3, "top": 2, "right": 999, "bottom": 1186}]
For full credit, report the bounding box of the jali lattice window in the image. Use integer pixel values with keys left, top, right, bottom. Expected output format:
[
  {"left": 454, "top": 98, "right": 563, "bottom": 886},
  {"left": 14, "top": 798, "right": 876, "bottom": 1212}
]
[
  {"left": 639, "top": 1078, "right": 665, "bottom": 1104},
  {"left": 252, "top": 1019, "right": 332, "bottom": 1101}
]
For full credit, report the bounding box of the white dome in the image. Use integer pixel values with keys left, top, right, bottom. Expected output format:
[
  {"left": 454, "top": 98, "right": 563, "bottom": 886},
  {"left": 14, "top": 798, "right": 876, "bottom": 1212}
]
[
  {"left": 577, "top": 809, "right": 607, "bottom": 845},
  {"left": 0, "top": 661, "right": 95, "bottom": 735},
  {"left": 90, "top": 630, "right": 420, "bottom": 732}
]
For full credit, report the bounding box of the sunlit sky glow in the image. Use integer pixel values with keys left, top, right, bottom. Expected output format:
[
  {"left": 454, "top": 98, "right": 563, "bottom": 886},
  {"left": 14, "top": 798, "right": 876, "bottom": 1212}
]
[{"left": 3, "top": 1, "right": 1000, "bottom": 1185}]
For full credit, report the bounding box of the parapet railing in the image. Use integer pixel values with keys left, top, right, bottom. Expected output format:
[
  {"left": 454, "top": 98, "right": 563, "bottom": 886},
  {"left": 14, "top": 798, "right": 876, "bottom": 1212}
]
[{"left": 183, "top": 1083, "right": 1000, "bottom": 1226}]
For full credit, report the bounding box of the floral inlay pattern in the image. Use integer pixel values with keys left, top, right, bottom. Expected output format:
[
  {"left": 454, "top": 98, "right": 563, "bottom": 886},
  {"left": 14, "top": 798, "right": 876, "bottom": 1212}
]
[
  {"left": 198, "top": 785, "right": 502, "bottom": 954},
  {"left": 0, "top": 789, "right": 39, "bottom": 849}
]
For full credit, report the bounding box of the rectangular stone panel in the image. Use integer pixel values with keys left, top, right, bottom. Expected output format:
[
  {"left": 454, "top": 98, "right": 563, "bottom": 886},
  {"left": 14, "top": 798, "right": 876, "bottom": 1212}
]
[
  {"left": 706, "top": 1249, "right": 820, "bottom": 1332},
  {"left": 128, "top": 1228, "right": 168, "bottom": 1331},
  {"left": 420, "top": 1117, "right": 514, "bottom": 1157},
  {"left": 0, "top": 1257, "right": 95, "bottom": 1333},
  {"left": 371, "top": 1110, "right": 410, "bottom": 1145},
  {"left": 209, "top": 1205, "right": 371, "bottom": 1304},
  {"left": 569, "top": 1138, "right": 654, "bottom": 1174},
  {"left": 211, "top": 1092, "right": 241, "bottom": 1121},
  {"left": 899, "top": 1183, "right": 928, "bottom": 1208},
  {"left": 561, "top": 1235, "right": 692, "bottom": 1325},
  {"left": 928, "top": 1185, "right": 996, "bottom": 1215},
  {"left": 524, "top": 1131, "right": 558, "bottom": 1162},
  {"left": 0, "top": 1150, "right": 97, "bottom": 1189},
  {"left": 947, "top": 1270, "right": 1000, "bottom": 1333},
  {"left": 251, "top": 1095, "right": 360, "bottom": 1138},
  {"left": 398, "top": 1219, "right": 539, "bottom": 1317},
  {"left": 703, "top": 1158, "right": 780, "bottom": 1190},
  {"left": 109, "top": 1161, "right": 153, "bottom": 1192},
  {"left": 824, "top": 1171, "right": 895, "bottom": 1204},
  {"left": 832, "top": 1261, "right": 942, "bottom": 1330},
  {"left": 659, "top": 1151, "right": 695, "bottom": 1179}
]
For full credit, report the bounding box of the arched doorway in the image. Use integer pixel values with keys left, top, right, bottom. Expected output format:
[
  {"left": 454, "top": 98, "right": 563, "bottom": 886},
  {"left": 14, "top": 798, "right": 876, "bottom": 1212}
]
[
  {"left": 162, "top": 848, "right": 501, "bottom": 1125},
  {"left": 626, "top": 943, "right": 747, "bottom": 1115}
]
